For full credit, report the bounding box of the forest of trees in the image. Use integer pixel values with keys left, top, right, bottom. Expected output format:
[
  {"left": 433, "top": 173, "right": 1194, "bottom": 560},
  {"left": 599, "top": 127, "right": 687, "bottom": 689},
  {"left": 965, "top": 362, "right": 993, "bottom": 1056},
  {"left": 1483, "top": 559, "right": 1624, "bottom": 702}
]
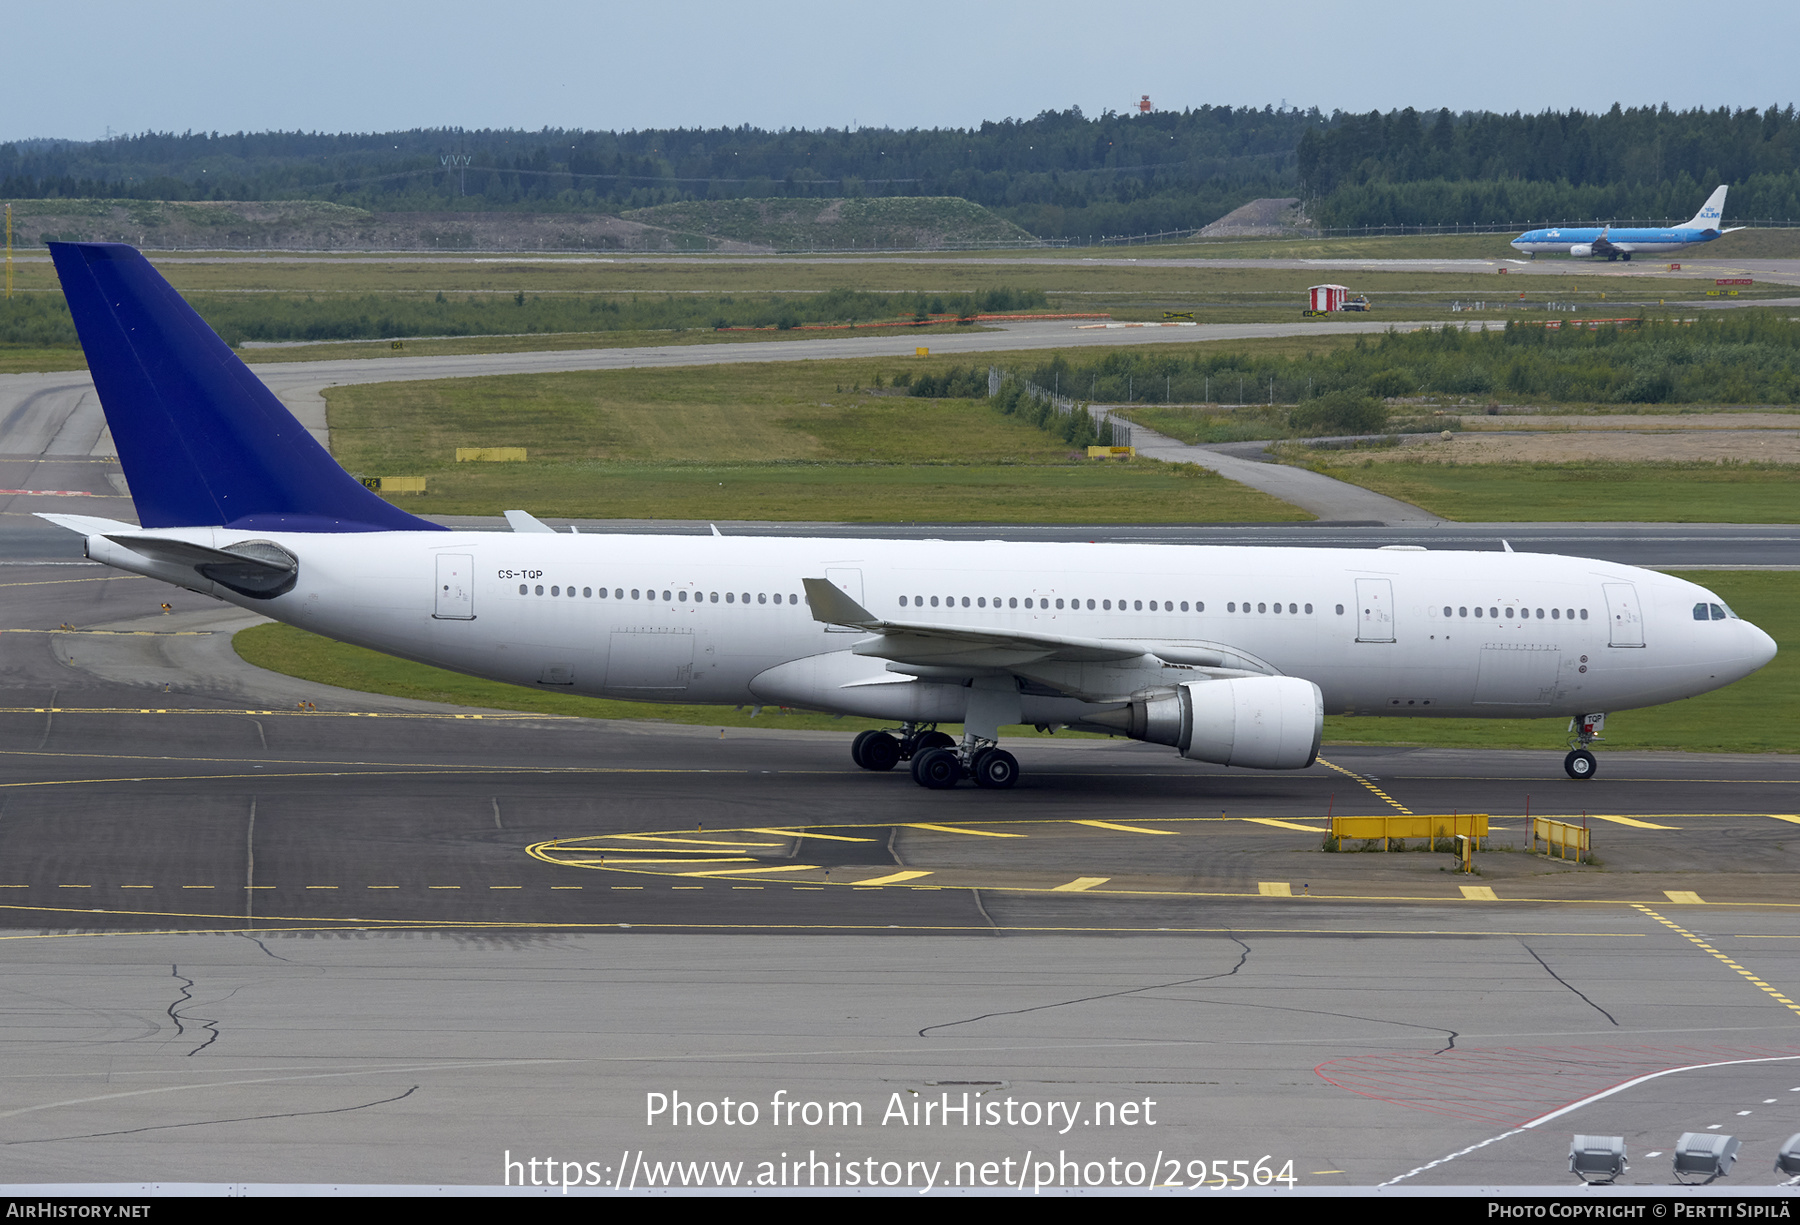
[
  {"left": 3, "top": 103, "right": 1796, "bottom": 236},
  {"left": 1298, "top": 104, "right": 1800, "bottom": 225},
  {"left": 0, "top": 107, "right": 1313, "bottom": 239}
]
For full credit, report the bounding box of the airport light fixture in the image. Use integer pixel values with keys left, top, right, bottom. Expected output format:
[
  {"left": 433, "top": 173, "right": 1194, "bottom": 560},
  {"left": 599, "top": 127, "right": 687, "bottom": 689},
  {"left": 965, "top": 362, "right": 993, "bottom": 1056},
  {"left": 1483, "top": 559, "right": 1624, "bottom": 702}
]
[
  {"left": 1775, "top": 1133, "right": 1800, "bottom": 1178},
  {"left": 1569, "top": 1134, "right": 1628, "bottom": 1184},
  {"left": 1673, "top": 1132, "right": 1739, "bottom": 1184}
]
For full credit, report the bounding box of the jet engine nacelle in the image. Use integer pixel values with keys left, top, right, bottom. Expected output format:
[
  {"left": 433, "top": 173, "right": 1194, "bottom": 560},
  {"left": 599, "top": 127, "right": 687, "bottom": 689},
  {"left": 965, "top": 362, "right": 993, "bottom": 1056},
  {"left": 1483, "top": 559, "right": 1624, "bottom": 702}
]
[
  {"left": 1091, "top": 676, "right": 1324, "bottom": 769},
  {"left": 1568, "top": 243, "right": 1594, "bottom": 257}
]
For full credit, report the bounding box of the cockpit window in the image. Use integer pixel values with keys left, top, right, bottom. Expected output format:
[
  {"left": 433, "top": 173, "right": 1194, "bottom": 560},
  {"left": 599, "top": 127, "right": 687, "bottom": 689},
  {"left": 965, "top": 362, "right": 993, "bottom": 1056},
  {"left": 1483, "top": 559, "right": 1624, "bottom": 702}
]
[
  {"left": 1712, "top": 603, "right": 1732, "bottom": 620},
  {"left": 1694, "top": 602, "right": 1711, "bottom": 621}
]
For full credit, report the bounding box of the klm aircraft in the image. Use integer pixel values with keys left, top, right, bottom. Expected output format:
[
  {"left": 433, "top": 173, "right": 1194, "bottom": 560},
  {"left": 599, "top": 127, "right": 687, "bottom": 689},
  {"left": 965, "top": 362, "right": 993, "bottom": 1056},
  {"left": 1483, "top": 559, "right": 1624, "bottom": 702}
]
[
  {"left": 1512, "top": 186, "right": 1742, "bottom": 261},
  {"left": 39, "top": 244, "right": 1776, "bottom": 787}
]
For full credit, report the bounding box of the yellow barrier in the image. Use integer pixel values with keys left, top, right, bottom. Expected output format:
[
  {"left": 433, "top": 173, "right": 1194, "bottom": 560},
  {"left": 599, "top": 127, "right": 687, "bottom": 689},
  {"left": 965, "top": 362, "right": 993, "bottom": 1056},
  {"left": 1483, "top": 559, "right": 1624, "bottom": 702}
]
[
  {"left": 915, "top": 347, "right": 930, "bottom": 357},
  {"left": 1532, "top": 817, "right": 1590, "bottom": 863},
  {"left": 455, "top": 447, "right": 527, "bottom": 462},
  {"left": 1330, "top": 813, "right": 1488, "bottom": 850},
  {"left": 1086, "top": 446, "right": 1135, "bottom": 459},
  {"left": 359, "top": 476, "right": 426, "bottom": 494}
]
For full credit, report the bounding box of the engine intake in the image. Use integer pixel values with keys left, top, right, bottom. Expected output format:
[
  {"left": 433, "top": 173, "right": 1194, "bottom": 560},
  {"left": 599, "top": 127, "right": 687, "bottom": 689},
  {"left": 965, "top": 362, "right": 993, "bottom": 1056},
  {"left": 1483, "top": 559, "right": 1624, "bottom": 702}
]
[{"left": 1088, "top": 677, "right": 1324, "bottom": 770}]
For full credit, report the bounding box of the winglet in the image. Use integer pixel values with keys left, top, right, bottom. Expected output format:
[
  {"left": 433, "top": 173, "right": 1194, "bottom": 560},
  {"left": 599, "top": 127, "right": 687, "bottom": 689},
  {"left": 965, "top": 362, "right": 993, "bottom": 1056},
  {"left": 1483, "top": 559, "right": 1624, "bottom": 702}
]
[{"left": 802, "top": 577, "right": 879, "bottom": 628}]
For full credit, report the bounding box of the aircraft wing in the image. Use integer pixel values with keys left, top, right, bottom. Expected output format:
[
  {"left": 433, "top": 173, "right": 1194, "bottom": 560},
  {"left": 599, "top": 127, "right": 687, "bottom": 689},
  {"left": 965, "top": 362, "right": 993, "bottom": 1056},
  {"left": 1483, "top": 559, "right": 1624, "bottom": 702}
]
[{"left": 802, "top": 576, "right": 1276, "bottom": 687}]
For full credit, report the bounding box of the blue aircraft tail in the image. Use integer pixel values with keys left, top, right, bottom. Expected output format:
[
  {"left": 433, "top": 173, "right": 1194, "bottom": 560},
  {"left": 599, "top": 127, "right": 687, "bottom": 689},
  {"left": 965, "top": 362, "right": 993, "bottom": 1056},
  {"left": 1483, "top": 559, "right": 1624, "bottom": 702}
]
[{"left": 50, "top": 242, "right": 441, "bottom": 533}]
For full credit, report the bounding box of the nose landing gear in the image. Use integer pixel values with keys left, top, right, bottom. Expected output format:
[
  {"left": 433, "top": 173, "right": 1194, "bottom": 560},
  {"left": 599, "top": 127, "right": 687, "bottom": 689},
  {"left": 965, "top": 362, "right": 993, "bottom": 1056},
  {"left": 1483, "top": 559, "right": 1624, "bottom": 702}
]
[{"left": 1564, "top": 713, "right": 1605, "bottom": 780}]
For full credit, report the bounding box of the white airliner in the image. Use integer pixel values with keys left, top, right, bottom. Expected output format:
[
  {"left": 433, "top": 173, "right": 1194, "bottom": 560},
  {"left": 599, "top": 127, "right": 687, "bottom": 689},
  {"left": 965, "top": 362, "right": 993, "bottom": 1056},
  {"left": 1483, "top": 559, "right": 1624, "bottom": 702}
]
[
  {"left": 41, "top": 244, "right": 1777, "bottom": 788},
  {"left": 1511, "top": 185, "right": 1745, "bottom": 261}
]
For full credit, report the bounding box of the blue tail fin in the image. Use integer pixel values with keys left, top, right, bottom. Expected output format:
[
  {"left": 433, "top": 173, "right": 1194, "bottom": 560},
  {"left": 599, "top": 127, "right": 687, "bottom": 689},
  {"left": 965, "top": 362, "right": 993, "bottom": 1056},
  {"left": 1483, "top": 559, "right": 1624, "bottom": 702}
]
[{"left": 50, "top": 242, "right": 441, "bottom": 533}]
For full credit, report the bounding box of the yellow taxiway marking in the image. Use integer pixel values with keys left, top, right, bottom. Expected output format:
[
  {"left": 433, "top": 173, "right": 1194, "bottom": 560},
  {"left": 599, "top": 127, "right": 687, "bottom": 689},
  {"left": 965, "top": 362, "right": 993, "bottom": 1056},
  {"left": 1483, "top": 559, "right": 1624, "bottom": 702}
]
[
  {"left": 851, "top": 870, "right": 934, "bottom": 887},
  {"left": 603, "top": 835, "right": 783, "bottom": 848},
  {"left": 1071, "top": 819, "right": 1177, "bottom": 835},
  {"left": 560, "top": 857, "right": 754, "bottom": 866},
  {"left": 1317, "top": 757, "right": 1412, "bottom": 815},
  {"left": 1258, "top": 882, "right": 1293, "bottom": 897},
  {"left": 674, "top": 864, "right": 820, "bottom": 878},
  {"left": 304, "top": 886, "right": 336, "bottom": 890},
  {"left": 0, "top": 707, "right": 571, "bottom": 721},
  {"left": 368, "top": 886, "right": 399, "bottom": 890},
  {"left": 1460, "top": 886, "right": 1498, "bottom": 901},
  {"left": 1053, "top": 877, "right": 1111, "bottom": 892},
  {"left": 1768, "top": 815, "right": 1800, "bottom": 826},
  {"left": 904, "top": 823, "right": 1024, "bottom": 838},
  {"left": 1664, "top": 890, "right": 1706, "bottom": 904},
  {"left": 0, "top": 628, "right": 214, "bottom": 636},
  {"left": 1244, "top": 818, "right": 1329, "bottom": 833},
  {"left": 1636, "top": 904, "right": 1800, "bottom": 1018},
  {"left": 1587, "top": 814, "right": 1682, "bottom": 830},
  {"left": 0, "top": 576, "right": 137, "bottom": 589},
  {"left": 744, "top": 827, "right": 877, "bottom": 843}
]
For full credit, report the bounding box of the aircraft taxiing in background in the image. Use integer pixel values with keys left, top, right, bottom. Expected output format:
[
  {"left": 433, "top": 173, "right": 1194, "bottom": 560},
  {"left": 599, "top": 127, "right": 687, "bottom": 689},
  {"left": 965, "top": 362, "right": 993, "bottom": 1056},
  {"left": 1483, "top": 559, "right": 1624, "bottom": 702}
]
[
  {"left": 1511, "top": 186, "right": 1742, "bottom": 261},
  {"left": 41, "top": 244, "right": 1777, "bottom": 789}
]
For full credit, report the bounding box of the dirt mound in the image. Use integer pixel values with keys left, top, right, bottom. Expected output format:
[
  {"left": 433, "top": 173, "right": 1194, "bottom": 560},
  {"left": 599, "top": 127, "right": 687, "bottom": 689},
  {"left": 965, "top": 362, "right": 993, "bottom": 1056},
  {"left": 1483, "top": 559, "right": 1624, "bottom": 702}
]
[{"left": 1198, "top": 198, "right": 1312, "bottom": 237}]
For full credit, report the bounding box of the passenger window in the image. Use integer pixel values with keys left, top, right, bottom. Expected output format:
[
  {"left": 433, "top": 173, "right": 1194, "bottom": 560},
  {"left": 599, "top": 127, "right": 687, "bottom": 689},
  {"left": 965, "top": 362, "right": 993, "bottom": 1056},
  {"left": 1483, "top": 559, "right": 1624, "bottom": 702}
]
[
  {"left": 1474, "top": 607, "right": 1483, "bottom": 618},
  {"left": 1086, "top": 599, "right": 1095, "bottom": 610},
  {"left": 1443, "top": 606, "right": 1452, "bottom": 617},
  {"left": 726, "top": 592, "right": 735, "bottom": 603},
  {"left": 899, "top": 595, "right": 908, "bottom": 606},
  {"left": 1335, "top": 604, "right": 1343, "bottom": 615},
  {"left": 760, "top": 593, "right": 768, "bottom": 604},
  {"left": 1227, "top": 602, "right": 1235, "bottom": 612},
  {"left": 1580, "top": 609, "right": 1588, "bottom": 620},
  {"left": 1104, "top": 599, "right": 1113, "bottom": 610},
  {"left": 568, "top": 587, "right": 576, "bottom": 598},
  {"left": 551, "top": 586, "right": 559, "bottom": 596},
  {"left": 1055, "top": 599, "right": 1065, "bottom": 609},
  {"left": 1024, "top": 598, "right": 1033, "bottom": 609},
  {"left": 1551, "top": 607, "right": 1559, "bottom": 619},
  {"left": 678, "top": 591, "right": 688, "bottom": 602},
  {"left": 1009, "top": 598, "right": 1017, "bottom": 609},
  {"left": 1505, "top": 607, "right": 1514, "bottom": 618},
  {"left": 518, "top": 584, "right": 528, "bottom": 595},
  {"left": 536, "top": 585, "right": 545, "bottom": 596},
  {"left": 961, "top": 597, "right": 970, "bottom": 608},
  {"left": 1491, "top": 608, "right": 1499, "bottom": 619},
  {"left": 978, "top": 597, "right": 986, "bottom": 608},
  {"left": 710, "top": 592, "right": 718, "bottom": 603},
  {"left": 1256, "top": 602, "right": 1265, "bottom": 613}
]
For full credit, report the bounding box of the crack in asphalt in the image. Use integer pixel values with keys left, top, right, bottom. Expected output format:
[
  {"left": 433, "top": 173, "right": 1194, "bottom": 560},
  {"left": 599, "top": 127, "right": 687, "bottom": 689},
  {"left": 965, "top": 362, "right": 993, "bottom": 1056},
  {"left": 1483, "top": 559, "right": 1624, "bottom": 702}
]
[
  {"left": 166, "top": 965, "right": 220, "bottom": 1056},
  {"left": 5, "top": 1085, "right": 420, "bottom": 1145},
  {"left": 919, "top": 937, "right": 1253, "bottom": 1037},
  {"left": 1520, "top": 941, "right": 1620, "bottom": 1026}
]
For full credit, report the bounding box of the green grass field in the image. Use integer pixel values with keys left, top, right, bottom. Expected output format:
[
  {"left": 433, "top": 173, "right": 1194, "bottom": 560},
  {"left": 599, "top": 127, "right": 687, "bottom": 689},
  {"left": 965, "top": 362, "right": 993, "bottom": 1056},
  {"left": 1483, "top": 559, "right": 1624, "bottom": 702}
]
[
  {"left": 233, "top": 571, "right": 1793, "bottom": 754},
  {"left": 1291, "top": 459, "right": 1799, "bottom": 523},
  {"left": 326, "top": 358, "right": 1307, "bottom": 522}
]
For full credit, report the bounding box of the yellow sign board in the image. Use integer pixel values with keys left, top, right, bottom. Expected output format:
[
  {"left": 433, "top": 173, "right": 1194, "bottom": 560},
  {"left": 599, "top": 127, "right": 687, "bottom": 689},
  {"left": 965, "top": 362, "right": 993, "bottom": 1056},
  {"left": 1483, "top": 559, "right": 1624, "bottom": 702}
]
[
  {"left": 1086, "top": 446, "right": 1135, "bottom": 459},
  {"left": 915, "top": 347, "right": 930, "bottom": 357},
  {"left": 360, "top": 476, "right": 427, "bottom": 494}
]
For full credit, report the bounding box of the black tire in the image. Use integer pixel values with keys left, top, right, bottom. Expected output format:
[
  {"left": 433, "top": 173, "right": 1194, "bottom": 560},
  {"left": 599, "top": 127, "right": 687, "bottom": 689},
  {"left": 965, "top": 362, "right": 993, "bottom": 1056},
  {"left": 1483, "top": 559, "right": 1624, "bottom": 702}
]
[
  {"left": 912, "top": 747, "right": 961, "bottom": 789},
  {"left": 860, "top": 732, "right": 901, "bottom": 772},
  {"left": 1565, "top": 749, "right": 1598, "bottom": 780},
  {"left": 850, "top": 729, "right": 876, "bottom": 769},
  {"left": 971, "top": 748, "right": 1019, "bottom": 790},
  {"left": 914, "top": 730, "right": 955, "bottom": 755}
]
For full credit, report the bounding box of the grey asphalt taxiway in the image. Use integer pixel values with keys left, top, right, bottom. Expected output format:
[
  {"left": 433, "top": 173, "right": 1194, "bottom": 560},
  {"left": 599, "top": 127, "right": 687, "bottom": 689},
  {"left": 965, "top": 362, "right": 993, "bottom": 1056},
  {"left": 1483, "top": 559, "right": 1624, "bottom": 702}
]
[{"left": 1, "top": 519, "right": 1797, "bottom": 1191}]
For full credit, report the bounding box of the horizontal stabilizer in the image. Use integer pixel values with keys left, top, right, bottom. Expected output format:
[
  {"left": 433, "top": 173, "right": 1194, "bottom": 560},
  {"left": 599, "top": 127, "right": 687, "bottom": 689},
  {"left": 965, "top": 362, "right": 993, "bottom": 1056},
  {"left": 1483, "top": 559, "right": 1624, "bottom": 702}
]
[
  {"left": 48, "top": 243, "right": 442, "bottom": 534},
  {"left": 102, "top": 533, "right": 299, "bottom": 599}
]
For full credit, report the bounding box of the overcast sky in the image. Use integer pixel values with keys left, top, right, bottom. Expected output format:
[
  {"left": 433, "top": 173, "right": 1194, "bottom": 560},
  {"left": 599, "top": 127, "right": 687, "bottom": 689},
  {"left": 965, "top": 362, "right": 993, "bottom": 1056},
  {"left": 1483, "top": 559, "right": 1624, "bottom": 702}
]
[{"left": 10, "top": 0, "right": 1798, "bottom": 141}]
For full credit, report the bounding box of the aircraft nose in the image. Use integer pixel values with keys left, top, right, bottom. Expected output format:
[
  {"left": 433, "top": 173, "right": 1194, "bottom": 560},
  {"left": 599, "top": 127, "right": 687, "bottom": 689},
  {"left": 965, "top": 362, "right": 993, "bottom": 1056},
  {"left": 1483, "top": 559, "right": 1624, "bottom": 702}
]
[{"left": 1744, "top": 620, "right": 1778, "bottom": 672}]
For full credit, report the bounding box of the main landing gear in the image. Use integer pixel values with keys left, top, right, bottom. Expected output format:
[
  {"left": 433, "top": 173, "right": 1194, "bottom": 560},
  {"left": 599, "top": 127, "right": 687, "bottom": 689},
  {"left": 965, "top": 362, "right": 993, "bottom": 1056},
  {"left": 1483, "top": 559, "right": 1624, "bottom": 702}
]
[
  {"left": 850, "top": 723, "right": 1020, "bottom": 791},
  {"left": 1564, "top": 713, "right": 1605, "bottom": 780}
]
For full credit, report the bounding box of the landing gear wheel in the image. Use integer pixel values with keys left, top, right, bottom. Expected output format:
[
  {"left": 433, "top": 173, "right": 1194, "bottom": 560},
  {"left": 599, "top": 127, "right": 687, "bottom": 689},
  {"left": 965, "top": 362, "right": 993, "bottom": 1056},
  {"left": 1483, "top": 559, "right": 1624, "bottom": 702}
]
[
  {"left": 859, "top": 732, "right": 901, "bottom": 772},
  {"left": 914, "top": 730, "right": 955, "bottom": 754},
  {"left": 971, "top": 747, "right": 1019, "bottom": 790},
  {"left": 1564, "top": 749, "right": 1597, "bottom": 780},
  {"left": 911, "top": 747, "right": 962, "bottom": 789},
  {"left": 850, "top": 729, "right": 876, "bottom": 768}
]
